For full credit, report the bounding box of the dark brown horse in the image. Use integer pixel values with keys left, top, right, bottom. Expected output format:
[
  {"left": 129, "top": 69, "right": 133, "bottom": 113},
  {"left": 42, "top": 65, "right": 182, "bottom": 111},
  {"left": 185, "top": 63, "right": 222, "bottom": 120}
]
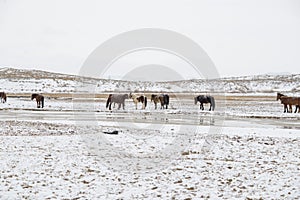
[
  {"left": 0, "top": 92, "right": 7, "bottom": 103},
  {"left": 151, "top": 94, "right": 169, "bottom": 109},
  {"left": 31, "top": 94, "right": 44, "bottom": 108},
  {"left": 194, "top": 95, "right": 215, "bottom": 111},
  {"left": 277, "top": 93, "right": 300, "bottom": 113}
]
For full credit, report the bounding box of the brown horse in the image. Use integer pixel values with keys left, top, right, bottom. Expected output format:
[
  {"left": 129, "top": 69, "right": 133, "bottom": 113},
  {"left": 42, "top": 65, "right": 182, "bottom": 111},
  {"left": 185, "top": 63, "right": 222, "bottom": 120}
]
[
  {"left": 151, "top": 94, "right": 169, "bottom": 109},
  {"left": 31, "top": 94, "right": 44, "bottom": 108},
  {"left": 277, "top": 93, "right": 300, "bottom": 113},
  {"left": 0, "top": 92, "right": 7, "bottom": 103}
]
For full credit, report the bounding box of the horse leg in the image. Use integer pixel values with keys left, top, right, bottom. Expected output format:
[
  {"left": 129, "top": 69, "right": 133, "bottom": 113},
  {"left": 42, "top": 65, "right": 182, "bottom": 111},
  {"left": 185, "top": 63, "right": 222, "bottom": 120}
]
[
  {"left": 289, "top": 105, "right": 292, "bottom": 113},
  {"left": 155, "top": 102, "right": 157, "bottom": 109},
  {"left": 109, "top": 102, "right": 112, "bottom": 110},
  {"left": 123, "top": 103, "right": 125, "bottom": 110},
  {"left": 135, "top": 102, "right": 137, "bottom": 110},
  {"left": 209, "top": 103, "right": 212, "bottom": 111},
  {"left": 284, "top": 104, "right": 287, "bottom": 113},
  {"left": 142, "top": 100, "right": 145, "bottom": 109},
  {"left": 162, "top": 100, "right": 166, "bottom": 109},
  {"left": 118, "top": 103, "right": 121, "bottom": 110}
]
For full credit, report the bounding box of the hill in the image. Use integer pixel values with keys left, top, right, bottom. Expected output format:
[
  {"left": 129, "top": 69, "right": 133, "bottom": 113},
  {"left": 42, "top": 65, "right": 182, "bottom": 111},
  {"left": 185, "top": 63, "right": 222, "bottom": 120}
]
[{"left": 0, "top": 67, "right": 299, "bottom": 94}]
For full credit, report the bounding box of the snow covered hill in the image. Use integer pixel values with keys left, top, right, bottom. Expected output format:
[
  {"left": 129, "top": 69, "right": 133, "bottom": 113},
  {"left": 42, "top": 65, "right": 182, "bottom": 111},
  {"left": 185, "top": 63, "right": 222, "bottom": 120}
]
[{"left": 0, "top": 67, "right": 299, "bottom": 94}]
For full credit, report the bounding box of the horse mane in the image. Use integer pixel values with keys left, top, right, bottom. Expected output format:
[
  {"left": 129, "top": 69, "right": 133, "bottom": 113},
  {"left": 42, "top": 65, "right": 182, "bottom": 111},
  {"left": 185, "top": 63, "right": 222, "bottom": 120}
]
[{"left": 277, "top": 92, "right": 285, "bottom": 96}]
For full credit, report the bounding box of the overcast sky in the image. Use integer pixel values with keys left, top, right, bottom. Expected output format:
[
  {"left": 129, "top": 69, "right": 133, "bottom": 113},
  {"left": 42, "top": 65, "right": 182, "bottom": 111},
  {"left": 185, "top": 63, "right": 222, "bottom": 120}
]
[{"left": 0, "top": 0, "right": 299, "bottom": 79}]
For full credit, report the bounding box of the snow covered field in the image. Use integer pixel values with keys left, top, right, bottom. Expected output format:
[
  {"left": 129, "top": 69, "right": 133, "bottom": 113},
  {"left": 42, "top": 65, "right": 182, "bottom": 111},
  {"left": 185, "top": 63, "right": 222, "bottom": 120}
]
[{"left": 0, "top": 68, "right": 300, "bottom": 199}]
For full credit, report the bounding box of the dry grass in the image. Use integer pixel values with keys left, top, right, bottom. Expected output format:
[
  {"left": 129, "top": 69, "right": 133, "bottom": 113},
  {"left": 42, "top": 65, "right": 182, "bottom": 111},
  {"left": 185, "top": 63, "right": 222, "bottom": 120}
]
[{"left": 5, "top": 92, "right": 276, "bottom": 103}]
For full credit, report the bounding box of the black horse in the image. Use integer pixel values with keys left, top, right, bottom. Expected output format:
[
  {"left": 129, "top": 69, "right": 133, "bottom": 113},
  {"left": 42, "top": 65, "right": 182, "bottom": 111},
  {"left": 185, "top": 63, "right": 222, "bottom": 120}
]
[
  {"left": 194, "top": 95, "right": 215, "bottom": 111},
  {"left": 31, "top": 94, "right": 44, "bottom": 108}
]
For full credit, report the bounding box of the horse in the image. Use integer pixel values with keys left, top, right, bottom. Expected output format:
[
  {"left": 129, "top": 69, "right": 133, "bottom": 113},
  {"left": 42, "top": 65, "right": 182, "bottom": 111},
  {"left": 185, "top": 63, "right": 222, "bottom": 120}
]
[
  {"left": 129, "top": 93, "right": 147, "bottom": 109},
  {"left": 106, "top": 94, "right": 129, "bottom": 110},
  {"left": 277, "top": 93, "right": 300, "bottom": 113},
  {"left": 151, "top": 94, "right": 169, "bottom": 109},
  {"left": 31, "top": 93, "right": 44, "bottom": 108},
  {"left": 277, "top": 93, "right": 290, "bottom": 113},
  {"left": 194, "top": 95, "right": 215, "bottom": 111},
  {"left": 0, "top": 92, "right": 7, "bottom": 103}
]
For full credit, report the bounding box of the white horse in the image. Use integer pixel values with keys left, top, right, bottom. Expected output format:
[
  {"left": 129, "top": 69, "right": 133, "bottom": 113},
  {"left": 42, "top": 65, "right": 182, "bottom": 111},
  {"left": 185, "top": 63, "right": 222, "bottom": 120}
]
[{"left": 129, "top": 93, "right": 147, "bottom": 110}]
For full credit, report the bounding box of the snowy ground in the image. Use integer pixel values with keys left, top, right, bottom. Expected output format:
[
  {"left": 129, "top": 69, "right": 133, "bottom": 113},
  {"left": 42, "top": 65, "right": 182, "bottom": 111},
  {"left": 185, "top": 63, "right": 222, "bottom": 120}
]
[{"left": 0, "top": 93, "right": 300, "bottom": 199}]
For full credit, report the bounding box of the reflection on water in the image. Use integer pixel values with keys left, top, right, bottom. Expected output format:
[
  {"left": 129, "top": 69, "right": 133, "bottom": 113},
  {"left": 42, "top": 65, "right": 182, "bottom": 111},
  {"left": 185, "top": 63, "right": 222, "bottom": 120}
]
[
  {"left": 283, "top": 126, "right": 300, "bottom": 130},
  {"left": 199, "top": 117, "right": 215, "bottom": 126},
  {"left": 0, "top": 109, "right": 299, "bottom": 130}
]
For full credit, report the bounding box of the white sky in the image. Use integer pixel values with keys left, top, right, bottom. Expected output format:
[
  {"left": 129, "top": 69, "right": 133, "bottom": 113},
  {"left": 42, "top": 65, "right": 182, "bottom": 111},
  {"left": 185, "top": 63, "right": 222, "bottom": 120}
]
[{"left": 0, "top": 0, "right": 299, "bottom": 78}]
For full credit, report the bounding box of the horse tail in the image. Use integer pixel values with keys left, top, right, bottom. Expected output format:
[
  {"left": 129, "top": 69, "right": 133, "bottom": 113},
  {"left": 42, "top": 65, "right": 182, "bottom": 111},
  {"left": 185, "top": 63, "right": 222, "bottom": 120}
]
[
  {"left": 41, "top": 96, "right": 44, "bottom": 108},
  {"left": 144, "top": 96, "right": 147, "bottom": 108},
  {"left": 165, "top": 95, "right": 169, "bottom": 105},
  {"left": 106, "top": 94, "right": 112, "bottom": 108},
  {"left": 211, "top": 96, "right": 215, "bottom": 111}
]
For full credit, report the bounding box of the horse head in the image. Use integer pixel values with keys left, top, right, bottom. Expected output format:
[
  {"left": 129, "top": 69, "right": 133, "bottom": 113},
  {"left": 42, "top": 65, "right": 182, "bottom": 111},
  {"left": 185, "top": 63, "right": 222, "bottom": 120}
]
[
  {"left": 151, "top": 94, "right": 156, "bottom": 102},
  {"left": 31, "top": 94, "right": 37, "bottom": 100},
  {"left": 277, "top": 93, "right": 284, "bottom": 101}
]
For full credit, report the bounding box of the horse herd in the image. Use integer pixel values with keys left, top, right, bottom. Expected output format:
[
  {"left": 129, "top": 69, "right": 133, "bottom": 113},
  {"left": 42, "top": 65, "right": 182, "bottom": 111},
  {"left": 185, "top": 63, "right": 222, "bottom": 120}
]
[
  {"left": 0, "top": 92, "right": 215, "bottom": 111},
  {"left": 1, "top": 91, "right": 299, "bottom": 113},
  {"left": 106, "top": 93, "right": 215, "bottom": 111}
]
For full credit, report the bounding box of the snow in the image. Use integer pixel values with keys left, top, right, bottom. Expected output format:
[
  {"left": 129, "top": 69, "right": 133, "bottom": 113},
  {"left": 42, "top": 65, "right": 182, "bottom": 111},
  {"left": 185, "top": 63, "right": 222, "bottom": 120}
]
[
  {"left": 0, "top": 68, "right": 299, "bottom": 199},
  {"left": 0, "top": 127, "right": 299, "bottom": 199}
]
